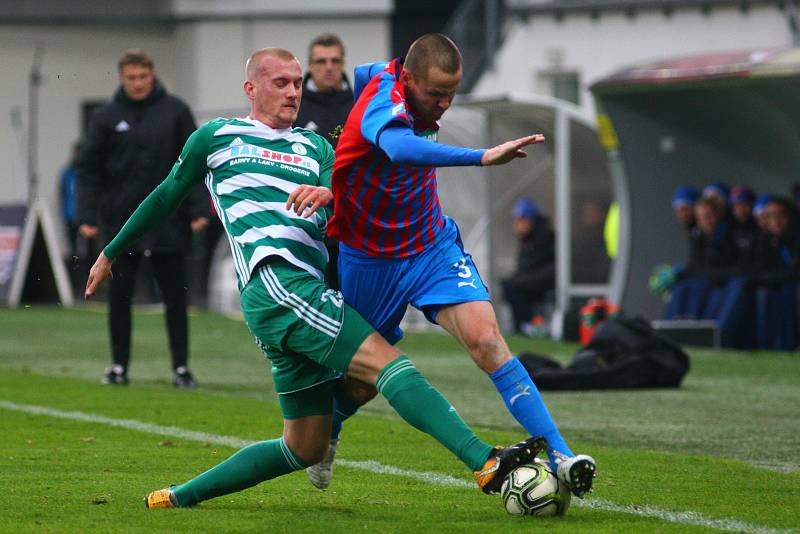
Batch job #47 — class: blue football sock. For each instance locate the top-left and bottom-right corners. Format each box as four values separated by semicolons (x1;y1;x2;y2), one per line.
331;381;361;440
490;357;573;468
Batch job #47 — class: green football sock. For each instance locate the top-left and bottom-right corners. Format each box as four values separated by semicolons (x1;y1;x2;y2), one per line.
171;438;309;507
376;356;493;472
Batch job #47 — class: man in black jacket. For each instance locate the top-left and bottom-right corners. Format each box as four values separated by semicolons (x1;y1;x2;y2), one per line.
76;49;209;388
730;185;759;273
295;33;355;291
665;197;737;320
295;33;354;147
501;197;556;334
753;197;800;349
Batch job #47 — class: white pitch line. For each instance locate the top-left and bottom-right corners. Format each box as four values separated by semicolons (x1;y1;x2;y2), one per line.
0;400;794;534
0;400;251;449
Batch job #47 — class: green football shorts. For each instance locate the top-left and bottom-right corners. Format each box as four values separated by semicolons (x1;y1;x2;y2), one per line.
239;260;374;419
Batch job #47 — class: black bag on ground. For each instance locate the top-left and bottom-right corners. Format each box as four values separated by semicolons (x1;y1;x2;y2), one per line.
518;316;690;390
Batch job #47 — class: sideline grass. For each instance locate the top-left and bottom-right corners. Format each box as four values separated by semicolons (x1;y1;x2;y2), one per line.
1;306;799;532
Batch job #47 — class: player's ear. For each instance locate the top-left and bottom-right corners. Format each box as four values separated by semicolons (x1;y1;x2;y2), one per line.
243;80;255;101
400;68;413;87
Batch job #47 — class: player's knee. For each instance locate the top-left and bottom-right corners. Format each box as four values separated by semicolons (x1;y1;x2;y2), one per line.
464;325;502;354
465;328;507;372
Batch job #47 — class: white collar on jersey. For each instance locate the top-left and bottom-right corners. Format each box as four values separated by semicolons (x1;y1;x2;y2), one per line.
213;117;316;147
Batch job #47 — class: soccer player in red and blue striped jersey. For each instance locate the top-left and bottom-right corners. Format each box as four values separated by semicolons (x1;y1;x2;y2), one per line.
318;34;596;498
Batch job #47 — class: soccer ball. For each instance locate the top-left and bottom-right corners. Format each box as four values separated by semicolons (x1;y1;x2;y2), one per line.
500;462;571;517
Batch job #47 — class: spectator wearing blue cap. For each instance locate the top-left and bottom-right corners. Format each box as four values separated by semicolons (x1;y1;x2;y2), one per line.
729;186;758;267
665;186;700;297
705;180;736;226
666;197;737;321
753;193;773;231
672;185;699;228
703;186;759;349
702;182;731;209
502;197;556;334
512;196;537;222
753;197;800;349
730;185;755;207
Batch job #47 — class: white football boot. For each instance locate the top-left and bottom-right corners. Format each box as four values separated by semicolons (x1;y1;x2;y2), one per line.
556;454;597;498
306;438;339;489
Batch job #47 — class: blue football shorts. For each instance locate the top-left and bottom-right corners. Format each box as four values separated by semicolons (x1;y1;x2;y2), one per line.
338;218;490;344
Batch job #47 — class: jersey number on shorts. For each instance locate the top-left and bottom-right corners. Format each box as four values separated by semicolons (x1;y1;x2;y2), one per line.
321;289;344;308
453;258;477;289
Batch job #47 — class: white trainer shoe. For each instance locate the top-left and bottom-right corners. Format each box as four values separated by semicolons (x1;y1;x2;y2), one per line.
556;454;596;498
306;438;339;489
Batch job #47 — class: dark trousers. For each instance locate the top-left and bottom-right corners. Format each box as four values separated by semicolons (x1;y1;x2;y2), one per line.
109;252;189;371
502;266;555;332
704;276;754;348
755;283;798;350
665;276;711;320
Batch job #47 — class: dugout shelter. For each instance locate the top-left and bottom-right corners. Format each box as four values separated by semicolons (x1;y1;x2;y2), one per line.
591;47;800;319
436;94;615;336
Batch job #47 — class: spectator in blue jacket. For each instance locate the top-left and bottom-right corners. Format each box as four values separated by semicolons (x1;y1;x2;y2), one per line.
672;185;699;230
729;185;759;273
753;197;800;350
666;197;736;319
753;193;773;232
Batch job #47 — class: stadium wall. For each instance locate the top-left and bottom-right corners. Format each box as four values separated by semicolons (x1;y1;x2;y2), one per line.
472;3;792;116
0;14;389;256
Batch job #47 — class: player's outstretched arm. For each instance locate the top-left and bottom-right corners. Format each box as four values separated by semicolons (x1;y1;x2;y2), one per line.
481;134;545;166
84;252;114;299
286;184;333;218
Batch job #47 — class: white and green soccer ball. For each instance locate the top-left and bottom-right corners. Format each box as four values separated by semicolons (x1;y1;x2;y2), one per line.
500;462;571;517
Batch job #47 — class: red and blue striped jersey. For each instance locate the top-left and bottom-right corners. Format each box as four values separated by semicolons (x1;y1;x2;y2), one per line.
328;59;445;258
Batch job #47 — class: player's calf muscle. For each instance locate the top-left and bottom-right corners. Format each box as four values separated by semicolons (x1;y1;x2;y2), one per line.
283;416;332;464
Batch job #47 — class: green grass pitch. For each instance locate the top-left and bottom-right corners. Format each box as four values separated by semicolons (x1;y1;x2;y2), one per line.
0;306;798;533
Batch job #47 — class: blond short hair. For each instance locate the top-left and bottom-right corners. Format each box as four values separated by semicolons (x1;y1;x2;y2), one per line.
245;47;298;79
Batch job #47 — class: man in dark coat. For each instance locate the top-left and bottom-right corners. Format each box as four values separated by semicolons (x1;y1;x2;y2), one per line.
76;49;209;388
295;33;354;148
753;197;800;349
729;185;760;274
665;197;737;320
501;197;556;334
671;185;699;231
702;187;759;348
294;33;355;290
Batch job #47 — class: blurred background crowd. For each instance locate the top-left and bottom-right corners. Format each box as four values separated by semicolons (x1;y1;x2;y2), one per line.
651;182;800;350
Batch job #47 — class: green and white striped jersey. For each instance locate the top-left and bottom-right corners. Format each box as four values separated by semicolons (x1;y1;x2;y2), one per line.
103;117;335;289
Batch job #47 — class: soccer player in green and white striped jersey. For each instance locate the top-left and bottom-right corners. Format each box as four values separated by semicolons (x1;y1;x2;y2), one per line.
84;47;544;510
